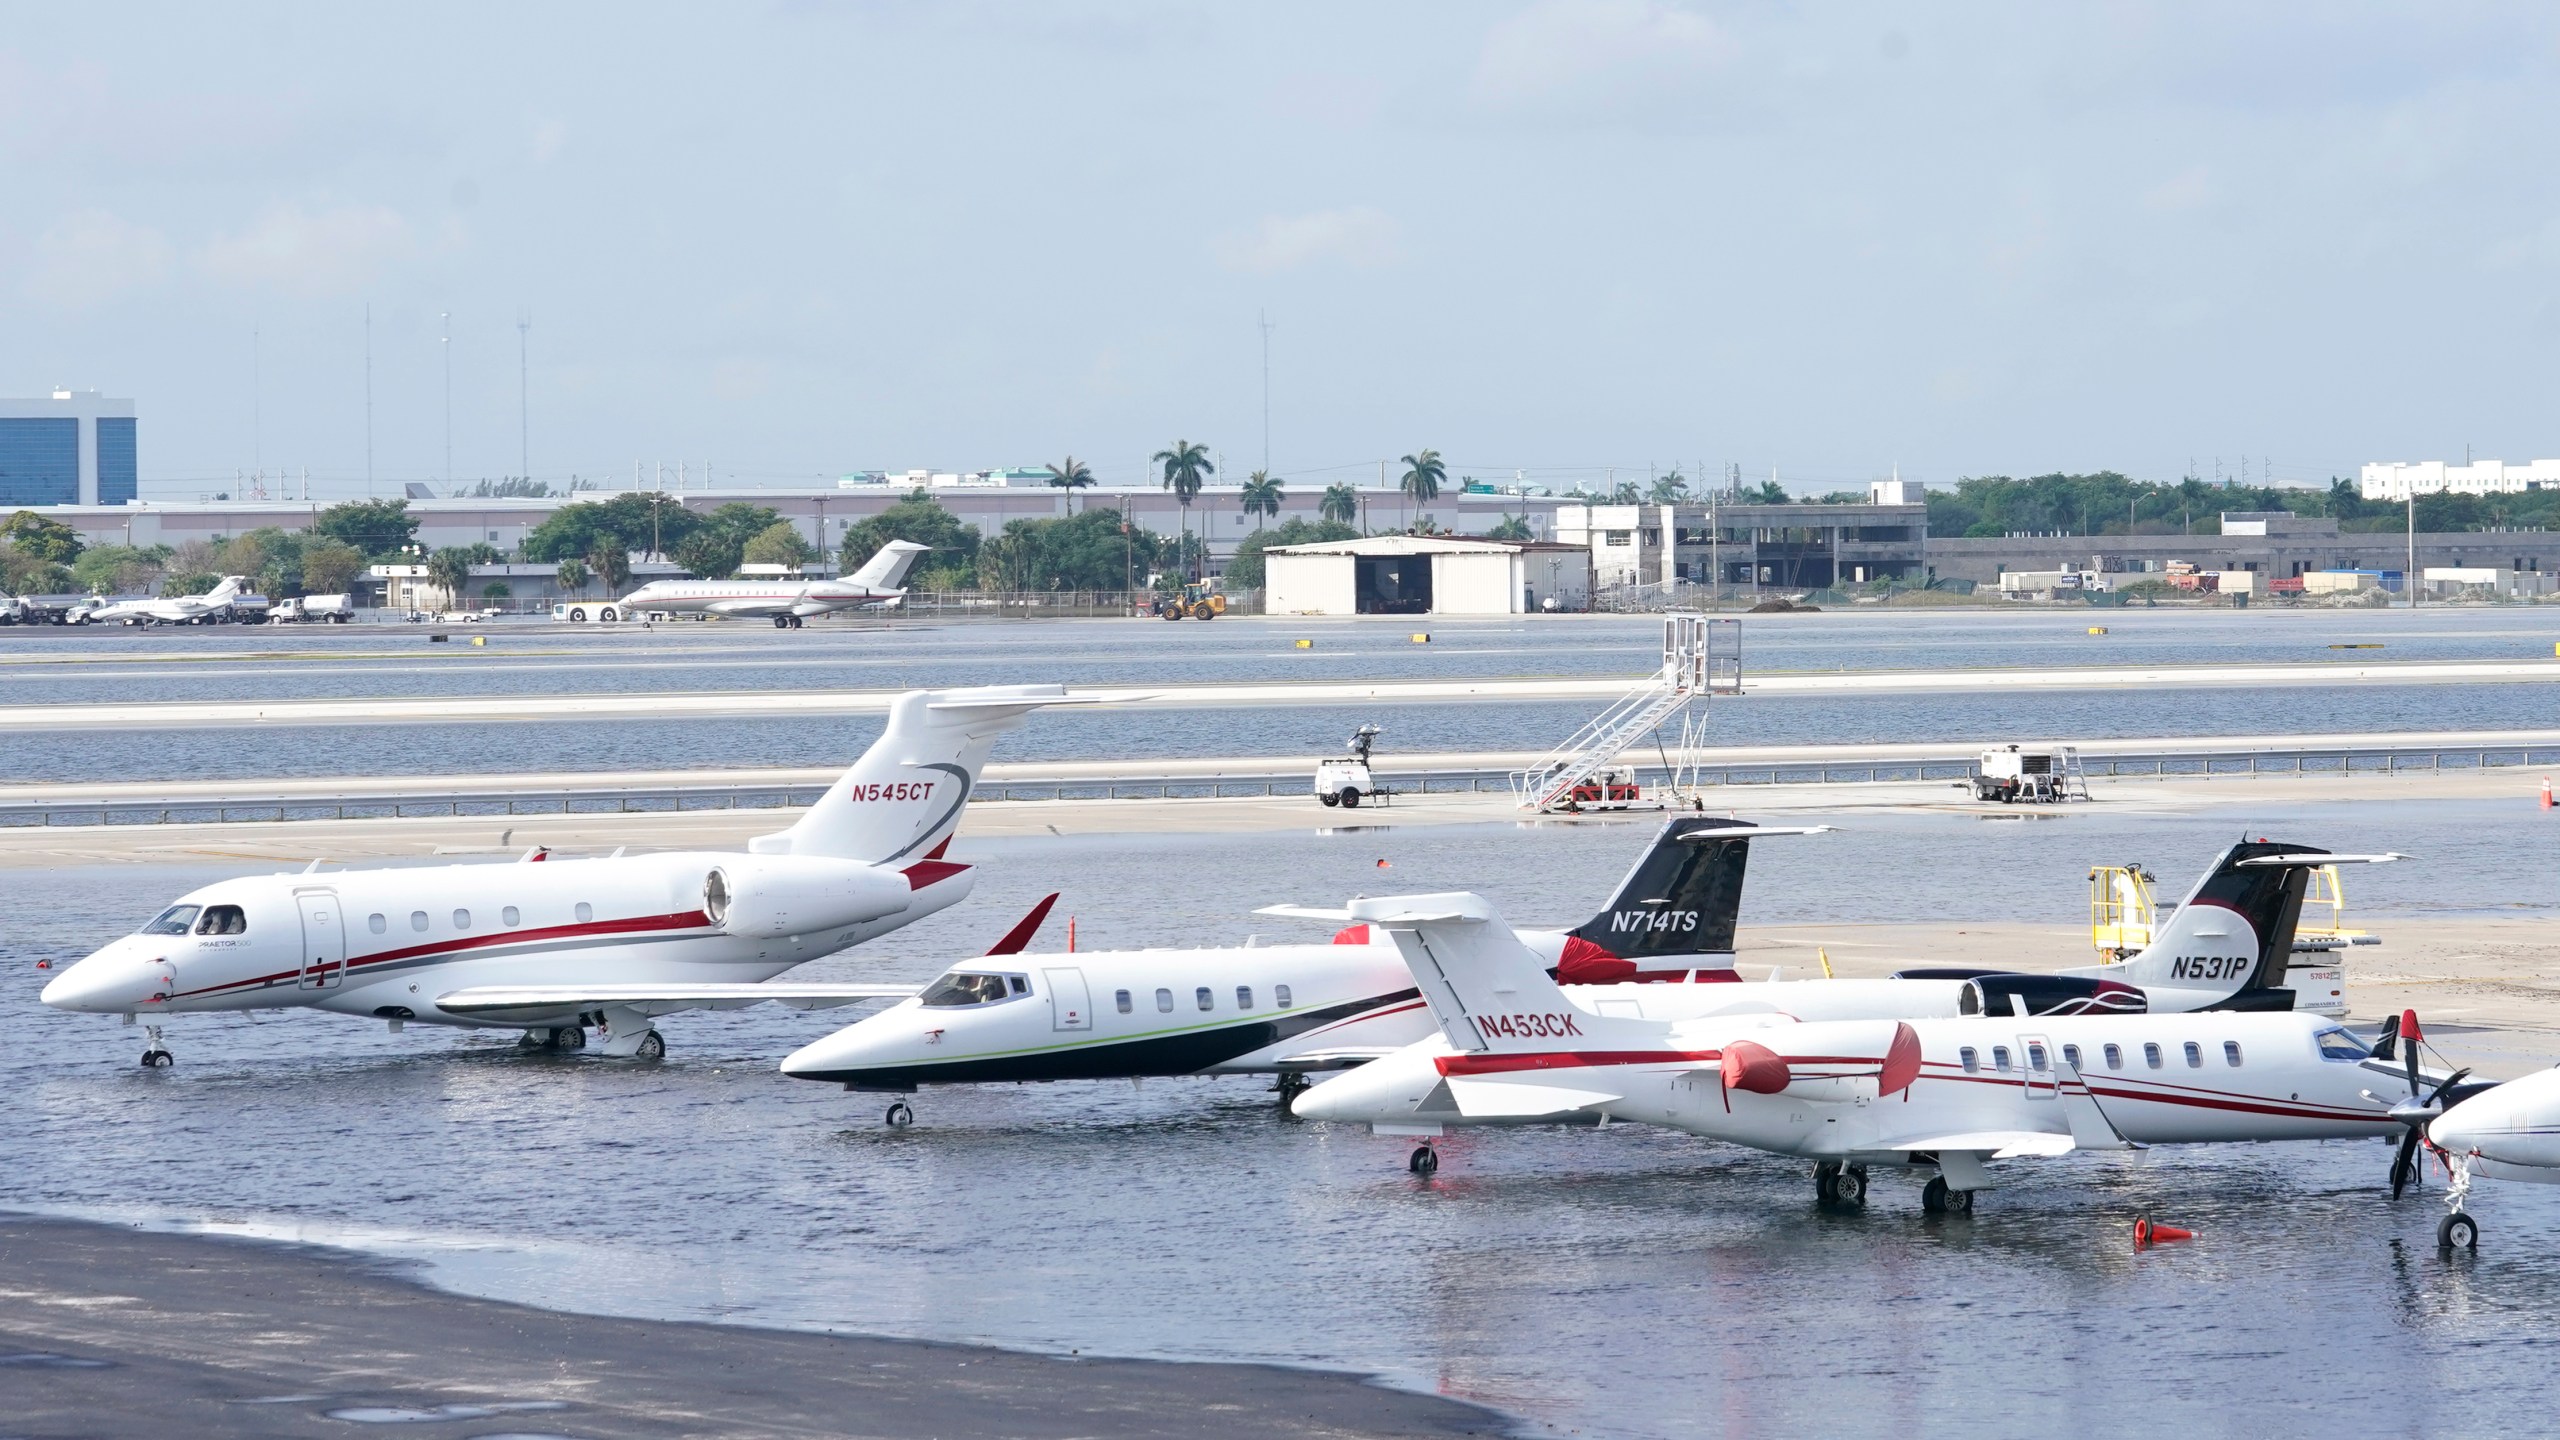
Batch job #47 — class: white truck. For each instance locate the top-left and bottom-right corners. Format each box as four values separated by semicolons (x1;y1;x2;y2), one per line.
272;593;354;623
1968;744;2089;803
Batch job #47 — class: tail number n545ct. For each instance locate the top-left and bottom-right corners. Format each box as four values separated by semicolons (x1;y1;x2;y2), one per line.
849;782;935;804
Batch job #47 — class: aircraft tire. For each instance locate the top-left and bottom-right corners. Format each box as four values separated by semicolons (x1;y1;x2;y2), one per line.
774;616;791;629
2440;1213;2479;1250
1408;1146;1439;1175
1923;1175;1949;1213
1830;1166;1868;1207
140;1049;173;1069
548;1025;586;1051
885;1101;915;1129
633;1030;666;1061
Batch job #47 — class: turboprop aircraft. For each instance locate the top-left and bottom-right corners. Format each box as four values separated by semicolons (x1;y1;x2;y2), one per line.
2358;1010;2531;1249
776;816;1828;1124
619;539;930;627
39;684;1082;1066
1294;888;2432;1210
78;575;248;626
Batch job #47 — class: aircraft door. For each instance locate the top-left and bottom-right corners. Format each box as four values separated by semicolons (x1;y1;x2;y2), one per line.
296;890;347;990
2021;1034;2057;1099
1043;967;1091;1032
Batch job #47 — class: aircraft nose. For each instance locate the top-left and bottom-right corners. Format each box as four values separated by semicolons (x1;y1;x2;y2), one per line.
779;1020;905;1081
40;949;158;1013
1291;1070;1376;1122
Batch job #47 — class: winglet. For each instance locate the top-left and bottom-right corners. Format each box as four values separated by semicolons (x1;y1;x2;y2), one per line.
983;893;1059;956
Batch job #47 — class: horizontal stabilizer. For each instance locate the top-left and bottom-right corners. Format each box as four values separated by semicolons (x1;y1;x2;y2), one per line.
1445;1077;1622;1118
437;982;917;1021
2236;852;2409;868
1887;1130;2076;1159
1254;904;1356;922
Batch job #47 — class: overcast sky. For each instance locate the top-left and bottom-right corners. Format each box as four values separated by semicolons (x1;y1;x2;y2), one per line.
7;2;2557;498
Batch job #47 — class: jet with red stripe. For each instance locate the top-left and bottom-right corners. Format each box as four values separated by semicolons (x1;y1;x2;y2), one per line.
40;685;1083;1068
1294;889;2422;1210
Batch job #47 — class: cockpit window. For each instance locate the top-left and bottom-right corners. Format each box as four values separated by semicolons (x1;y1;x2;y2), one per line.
919;971;1021;1008
141;904;201;935
194;905;247;935
2315;1026;2370;1062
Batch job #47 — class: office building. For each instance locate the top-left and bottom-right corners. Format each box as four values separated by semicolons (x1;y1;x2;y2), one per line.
0;390;137;507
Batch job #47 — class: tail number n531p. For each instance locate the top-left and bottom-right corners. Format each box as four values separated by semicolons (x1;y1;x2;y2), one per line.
2169;955;2250;980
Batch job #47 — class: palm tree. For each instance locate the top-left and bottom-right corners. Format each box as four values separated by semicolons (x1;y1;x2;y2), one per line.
1650;469;1688;504
424;547;475;612
555;557;589;599
1240;470;1283;528
1399;449;1445;529
1046;456;1095;514
586;538;631;600
1486;513;1533;542
1152;440;1214;577
1319;482;1359;526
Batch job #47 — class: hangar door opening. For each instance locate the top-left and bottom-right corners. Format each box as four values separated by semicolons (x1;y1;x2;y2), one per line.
1355;554;1433;614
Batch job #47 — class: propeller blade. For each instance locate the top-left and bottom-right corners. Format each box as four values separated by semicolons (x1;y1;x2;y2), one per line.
2390;1129;2422;1199
2425;1068;2474;1108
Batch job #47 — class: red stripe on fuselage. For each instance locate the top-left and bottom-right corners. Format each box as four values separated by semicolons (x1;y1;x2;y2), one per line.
171;909;717;1000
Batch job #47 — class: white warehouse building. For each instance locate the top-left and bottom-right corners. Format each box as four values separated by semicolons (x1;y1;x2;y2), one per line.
2360;458;2560;502
1262;536;1593;616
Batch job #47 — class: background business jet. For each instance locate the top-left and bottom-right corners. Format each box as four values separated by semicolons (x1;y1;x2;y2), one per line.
78;575;248;626
620;539;929;627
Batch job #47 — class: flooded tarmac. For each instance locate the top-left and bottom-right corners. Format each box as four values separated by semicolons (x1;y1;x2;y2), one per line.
6;802;2555;1438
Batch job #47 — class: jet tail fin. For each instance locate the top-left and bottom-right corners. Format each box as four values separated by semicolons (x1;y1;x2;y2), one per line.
2069;841;2405;1005
1558;817;1831;981
849;540;931;592
756;686;1084;863
1349;892;1660;1053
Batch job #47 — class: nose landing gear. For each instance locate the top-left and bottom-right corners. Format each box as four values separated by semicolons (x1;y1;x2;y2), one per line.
138;1024;173;1068
884;1101;915;1129
1407;1144;1440;1175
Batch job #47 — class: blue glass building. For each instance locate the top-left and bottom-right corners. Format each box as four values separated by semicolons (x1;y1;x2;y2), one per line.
0;393;137;506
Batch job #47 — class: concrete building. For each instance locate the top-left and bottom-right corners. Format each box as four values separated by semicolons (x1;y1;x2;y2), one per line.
0;391;136;507
1263;536;1591;615
1926;530;2559;588
1556;488;1929;591
2361;458;2560;502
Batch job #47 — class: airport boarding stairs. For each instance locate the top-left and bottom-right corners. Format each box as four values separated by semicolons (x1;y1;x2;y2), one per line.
1510;615;1740;811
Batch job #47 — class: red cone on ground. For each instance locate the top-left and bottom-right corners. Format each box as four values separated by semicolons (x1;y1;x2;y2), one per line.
2542;776;2553;810
2134;1216;2195;1246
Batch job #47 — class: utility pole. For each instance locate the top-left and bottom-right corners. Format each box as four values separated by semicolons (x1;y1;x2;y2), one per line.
1259;311;1273;474
251;321;262;479
517;311;530;485
2407;489;2418;608
440;311;452;488
363;304;374;496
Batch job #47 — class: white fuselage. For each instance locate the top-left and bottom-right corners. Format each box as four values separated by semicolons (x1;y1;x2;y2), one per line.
620;579;898;619
1298;1011;2398;1156
777;944;1987;1088
42;851;972;1029
2433;1066;2560;1185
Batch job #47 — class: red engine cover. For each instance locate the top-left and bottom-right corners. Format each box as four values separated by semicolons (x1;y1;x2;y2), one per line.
1721;1040;1791;1095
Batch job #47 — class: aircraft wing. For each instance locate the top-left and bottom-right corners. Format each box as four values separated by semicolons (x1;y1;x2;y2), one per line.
1884;1130;2077;1159
436;982;918;1021
703;599;795;617
1443;1077;1622;1118
1271;1046;1407;1070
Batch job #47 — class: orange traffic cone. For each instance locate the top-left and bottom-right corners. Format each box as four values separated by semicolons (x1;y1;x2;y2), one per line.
2542;776;2554;810
2134;1216;2195;1247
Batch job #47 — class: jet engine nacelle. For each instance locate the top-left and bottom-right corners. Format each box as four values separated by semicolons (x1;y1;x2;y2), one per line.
1948;973;2147;1018
703;857;911;938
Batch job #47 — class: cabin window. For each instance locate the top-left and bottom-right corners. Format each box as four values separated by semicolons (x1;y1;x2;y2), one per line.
1275;984;1293;1009
411;911;429;932
2314;1026;2368;1062
453;909;471;930
369;913;387;934
919;972;1017;1007
194;905;247;935
502;906;520;927
575;902;593;923
1115;989;1133;1014
2224;1041;2243;1067
1959;1046;1979;1074
2183;1042;2203;1068
140;904;201;935
2026;1042;2049;1072
2103;1043;2123;1070
2143;1043;2163;1069
1155;988;1173;1012
1992;1045;2012;1073
1007;976;1027;995
1236;986;1254;1010
1196;986;1215;1012
2060;1043;2081;1070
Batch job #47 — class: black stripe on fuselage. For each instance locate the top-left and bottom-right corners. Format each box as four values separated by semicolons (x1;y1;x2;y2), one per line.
807;989;1417;1089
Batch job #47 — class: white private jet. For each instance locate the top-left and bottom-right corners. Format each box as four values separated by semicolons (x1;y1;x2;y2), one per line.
78;575;249;626
619;540;930;628
1294;888;2434;1209
776;826;2366;1126
40;684;1083;1066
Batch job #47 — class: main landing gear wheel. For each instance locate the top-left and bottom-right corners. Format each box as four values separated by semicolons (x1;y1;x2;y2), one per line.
1272;1072;1310;1103
547;1025;586;1052
885;1102;915;1129
790;615;805;628
1922;1175;1974;1215
633;1030;666;1061
2440;1213;2479;1249
774;616;791;628
1408;1145;1440;1175
1816;1163;1868;1207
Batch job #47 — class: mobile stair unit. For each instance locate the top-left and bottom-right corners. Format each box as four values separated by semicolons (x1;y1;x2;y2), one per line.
1510;615;1740;812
